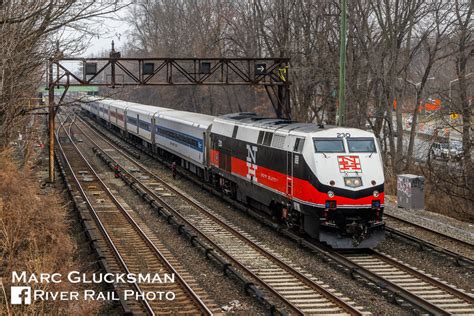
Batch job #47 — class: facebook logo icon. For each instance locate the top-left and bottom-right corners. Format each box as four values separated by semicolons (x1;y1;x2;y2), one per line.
11;286;31;305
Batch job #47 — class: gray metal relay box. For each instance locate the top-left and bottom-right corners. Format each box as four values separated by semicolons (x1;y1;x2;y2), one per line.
397;174;425;210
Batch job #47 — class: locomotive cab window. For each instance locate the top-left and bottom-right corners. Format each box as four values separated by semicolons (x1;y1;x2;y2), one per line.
313;138;345;153
257;131;264;144
347;138;376;153
258;131;273;146
294;138;305;152
263;132;273;146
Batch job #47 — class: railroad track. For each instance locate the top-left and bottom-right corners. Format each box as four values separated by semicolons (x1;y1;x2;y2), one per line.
342;250;474;315
77;112;474;315
73;114;364;315
56;115;214;315
78;112;473;262
384;214;474;266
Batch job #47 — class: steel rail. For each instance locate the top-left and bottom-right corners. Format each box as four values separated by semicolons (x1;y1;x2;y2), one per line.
291;237;472;315
385;213;474;248
74;116;362;316
58;115;213;316
370;250;474;304
385;227;474;267
56;116;155;316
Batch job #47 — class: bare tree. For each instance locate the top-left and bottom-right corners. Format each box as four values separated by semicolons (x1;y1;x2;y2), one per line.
122;0;472;216
452;0;473;189
0;0;126;147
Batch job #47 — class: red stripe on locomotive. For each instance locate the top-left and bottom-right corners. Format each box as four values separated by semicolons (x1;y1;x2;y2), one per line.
214;150;383;206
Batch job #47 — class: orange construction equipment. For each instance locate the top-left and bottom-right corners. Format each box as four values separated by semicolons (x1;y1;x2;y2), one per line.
424;98;441;111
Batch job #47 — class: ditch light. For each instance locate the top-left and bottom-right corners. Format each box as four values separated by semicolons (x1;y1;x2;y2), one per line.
200;62;211;74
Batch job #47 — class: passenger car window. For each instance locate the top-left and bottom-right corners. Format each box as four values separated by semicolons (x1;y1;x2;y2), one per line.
347;138;376;153
313;138;345;153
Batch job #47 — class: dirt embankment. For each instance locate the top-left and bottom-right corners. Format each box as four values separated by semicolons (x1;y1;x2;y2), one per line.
0;150;103;314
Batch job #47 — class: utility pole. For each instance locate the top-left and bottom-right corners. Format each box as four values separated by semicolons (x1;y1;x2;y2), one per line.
48;42;63;183
109;40;121;88
48;58;55;183
337;0;347;126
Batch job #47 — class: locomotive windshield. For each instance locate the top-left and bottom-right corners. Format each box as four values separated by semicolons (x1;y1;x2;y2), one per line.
347;138;376;153
313;138;345;153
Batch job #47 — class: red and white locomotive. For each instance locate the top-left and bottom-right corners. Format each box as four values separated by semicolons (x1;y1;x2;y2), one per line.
209;113;385;248
81;98;385;248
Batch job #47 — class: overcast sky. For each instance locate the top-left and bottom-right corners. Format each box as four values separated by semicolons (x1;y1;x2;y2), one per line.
83;7;130;57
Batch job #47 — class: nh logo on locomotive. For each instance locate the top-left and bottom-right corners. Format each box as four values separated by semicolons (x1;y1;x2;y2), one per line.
338;156;362;173
246;145;258;181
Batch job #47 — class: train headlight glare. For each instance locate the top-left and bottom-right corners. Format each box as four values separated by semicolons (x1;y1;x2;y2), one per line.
373;190;380;197
328;190;334;198
344;177;362;188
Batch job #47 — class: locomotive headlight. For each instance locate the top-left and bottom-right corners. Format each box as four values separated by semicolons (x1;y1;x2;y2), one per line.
373;190;380;197
327;190;335;198
344;177;363;188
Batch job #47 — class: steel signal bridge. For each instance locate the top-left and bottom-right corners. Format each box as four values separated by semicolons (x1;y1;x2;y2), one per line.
46;42;290;182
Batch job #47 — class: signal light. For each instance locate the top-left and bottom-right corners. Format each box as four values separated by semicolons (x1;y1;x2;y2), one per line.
255;63;266;75
200;62;211;74
143;63;154;75
85;63;97;75
373;190;380;197
327;190;335;198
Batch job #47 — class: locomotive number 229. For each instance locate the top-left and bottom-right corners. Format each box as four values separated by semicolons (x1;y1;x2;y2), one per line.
337;132;351;138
